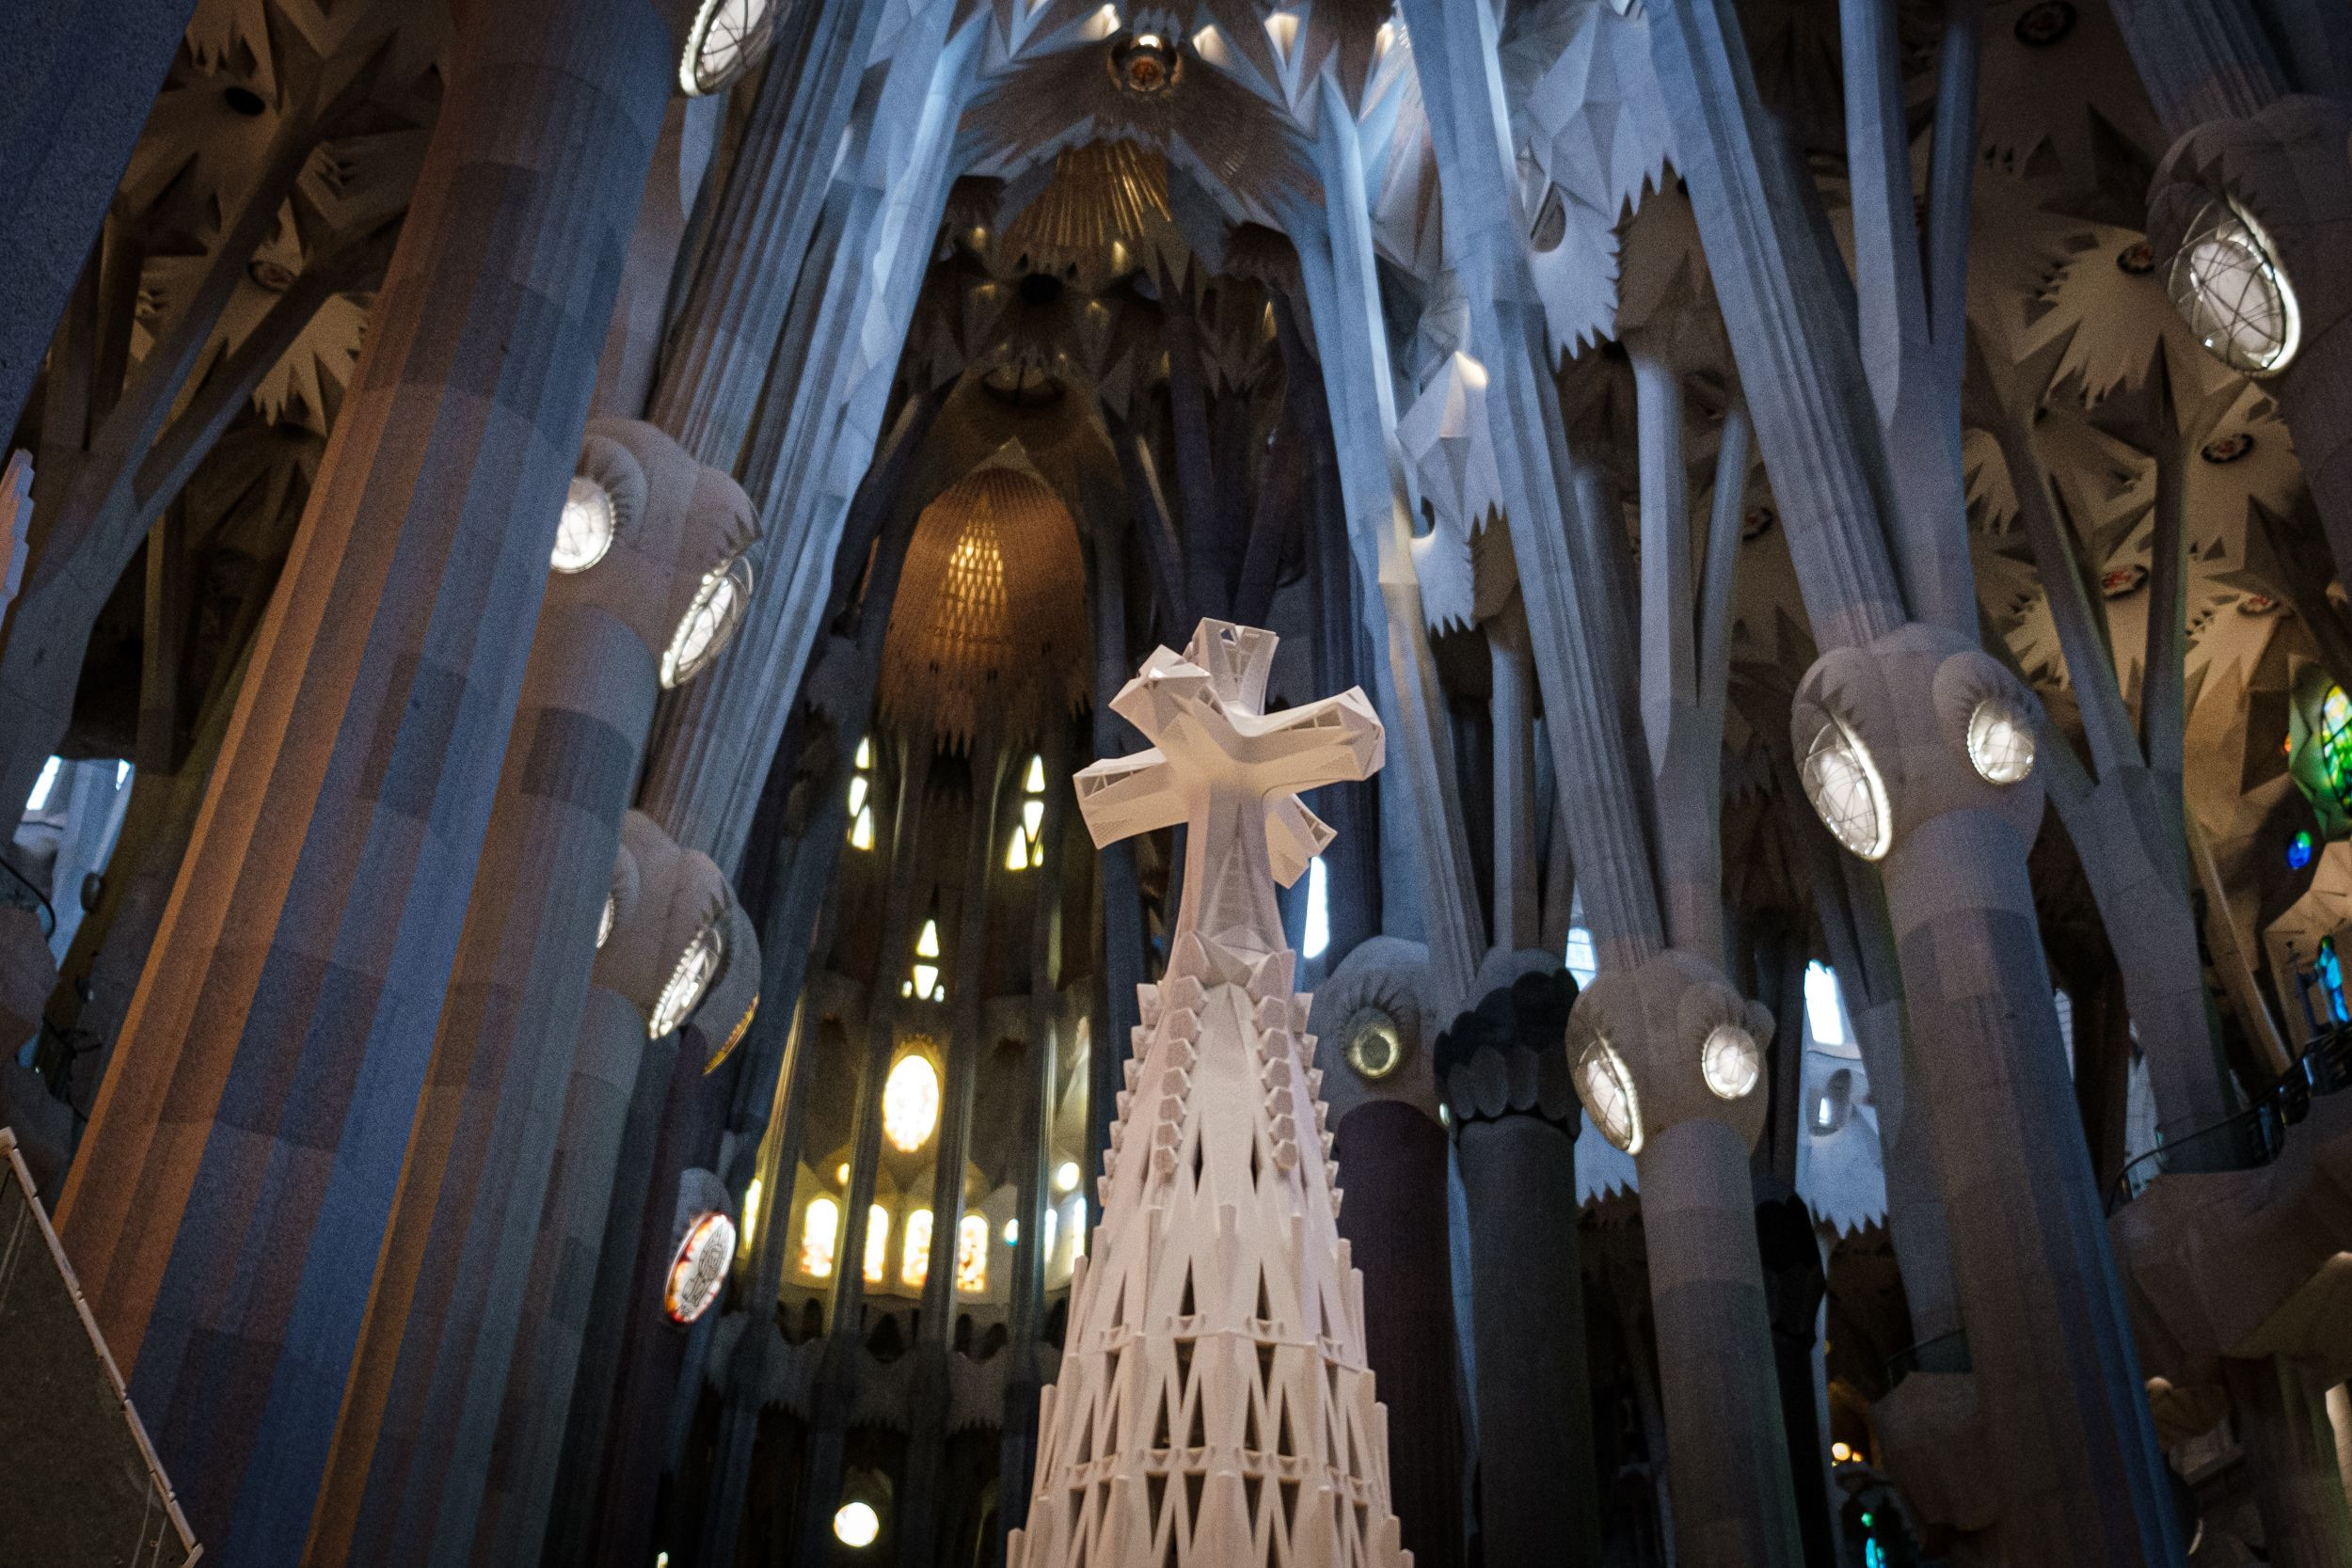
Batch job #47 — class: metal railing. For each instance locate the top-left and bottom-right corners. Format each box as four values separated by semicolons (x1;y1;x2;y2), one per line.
2106;1024;2352;1213
0;852;52;938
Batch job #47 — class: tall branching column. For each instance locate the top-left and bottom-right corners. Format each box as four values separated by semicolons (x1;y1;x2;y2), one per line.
1297;83;1483;1007
639;9;976;872
1650;1;2186;1558
791;735;931;1564
52;3;670;1556
897;744;1009;1568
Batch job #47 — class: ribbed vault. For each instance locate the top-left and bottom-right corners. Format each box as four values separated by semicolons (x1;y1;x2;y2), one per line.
879;461;1089;752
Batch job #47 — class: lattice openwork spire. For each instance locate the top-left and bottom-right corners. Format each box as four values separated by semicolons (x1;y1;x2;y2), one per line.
1009;621;1408;1568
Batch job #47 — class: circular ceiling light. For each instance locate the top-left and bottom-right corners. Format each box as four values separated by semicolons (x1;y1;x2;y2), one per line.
553;476;616;573
834;1500;881;1548
1700;1023;1761;1101
1341;1007;1405;1083
1053;1159;1082;1194
1800;714;1893;861
882;1053;942;1153
1573;1037;1643;1154
663;1210;736;1323
2012;1;2075;45
680;0;771;95
660;556;753;689
1965;698;2037;785
2167;198;2300;377
1109;31;1180;94
650;922;725;1039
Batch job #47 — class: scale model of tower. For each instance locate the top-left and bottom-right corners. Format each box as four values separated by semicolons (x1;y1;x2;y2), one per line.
1008;620;1411;1568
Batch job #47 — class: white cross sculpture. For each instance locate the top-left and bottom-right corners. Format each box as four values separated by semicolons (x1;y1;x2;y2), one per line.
1009;621;1410;1568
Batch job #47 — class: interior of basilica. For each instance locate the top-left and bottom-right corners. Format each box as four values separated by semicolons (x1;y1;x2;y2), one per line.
4;0;2352;1563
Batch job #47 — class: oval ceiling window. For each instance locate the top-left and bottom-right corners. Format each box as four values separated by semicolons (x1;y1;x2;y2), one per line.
2166;198;2300;377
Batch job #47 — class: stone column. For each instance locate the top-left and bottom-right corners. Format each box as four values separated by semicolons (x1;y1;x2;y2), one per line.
896;744;1008;1568
308;418;755;1565
1436;973;1601;1568
2224;1356;2352;1568
52;1;672;1555
0;0;193;441
1570;949;1803;1567
791;733;931;1565
646;0;890;464
1486;610;1540;957
2333;1385;2352;1513
638;8;976;872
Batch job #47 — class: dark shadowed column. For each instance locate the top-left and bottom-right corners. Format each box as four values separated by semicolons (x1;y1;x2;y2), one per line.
0;0;194;440
51;0;672;1558
1333;1099;1464;1568
1436;974;1603;1568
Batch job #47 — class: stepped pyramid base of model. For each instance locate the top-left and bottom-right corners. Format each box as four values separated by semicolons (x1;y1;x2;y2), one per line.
1009;621;1410;1568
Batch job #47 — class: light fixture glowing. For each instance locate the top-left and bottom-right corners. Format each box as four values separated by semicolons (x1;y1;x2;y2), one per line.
864;1205;890;1283
1574;1037;1643;1154
649;923;725;1039
901;1207;933;1288
1965;698;2036;785
660;556;752;689
1832;1440;1855;1464
1800;712;1893;861
834;1500;881;1548
836;1162;851;1184
2167;198;2300;376
1342;1007;1404;1082
680;0;772;94
1701;1023;1761;1101
1053;1160;1081;1195
552;477;616;572
882;1054;942;1152
662;1211;736;1323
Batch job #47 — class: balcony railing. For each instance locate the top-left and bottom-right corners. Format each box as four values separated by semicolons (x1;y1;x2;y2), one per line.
2106;1024;2352;1214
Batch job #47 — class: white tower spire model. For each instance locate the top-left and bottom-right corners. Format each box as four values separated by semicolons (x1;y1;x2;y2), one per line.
1009;620;1411;1568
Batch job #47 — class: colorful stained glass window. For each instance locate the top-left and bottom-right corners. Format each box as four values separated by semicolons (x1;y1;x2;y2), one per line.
956;1214;989;1294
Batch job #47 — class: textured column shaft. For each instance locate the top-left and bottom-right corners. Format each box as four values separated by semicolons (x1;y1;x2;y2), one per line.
0;0;193;441
2226;1357;2352;1568
1456;1114;1601;1567
1636;1117;1803;1568
2333;1384;2352;1508
1338;1101;1466;1568
1488;626;1539;955
898;750;1007;1568
315;605;659;1567
1301;95;1483;999
647;0;890;463
1883;808;2184;1563
53;2;668;1556
1642;0;1910;655
541;1028;679;1568
1388;0;1664;974
2107;0;2291;136
470;983;647;1564
638;18;971;872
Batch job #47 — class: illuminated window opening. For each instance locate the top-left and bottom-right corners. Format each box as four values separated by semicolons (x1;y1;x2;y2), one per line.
2321;688;2352;816
1565;927;1598;989
1804;961;1848;1046
25;756;62;814
901;1207;933;1288
1303;855;1329;958
882;1053;941;1151
907;916;945;1002
800;1196;839;1278
863;1205;890;1284
849;738;875;850
742;1176;763;1248
2318;937;2348;1025
956;1213;989;1293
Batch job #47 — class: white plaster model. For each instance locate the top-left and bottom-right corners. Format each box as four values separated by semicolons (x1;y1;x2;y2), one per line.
1010;620;1407;1568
